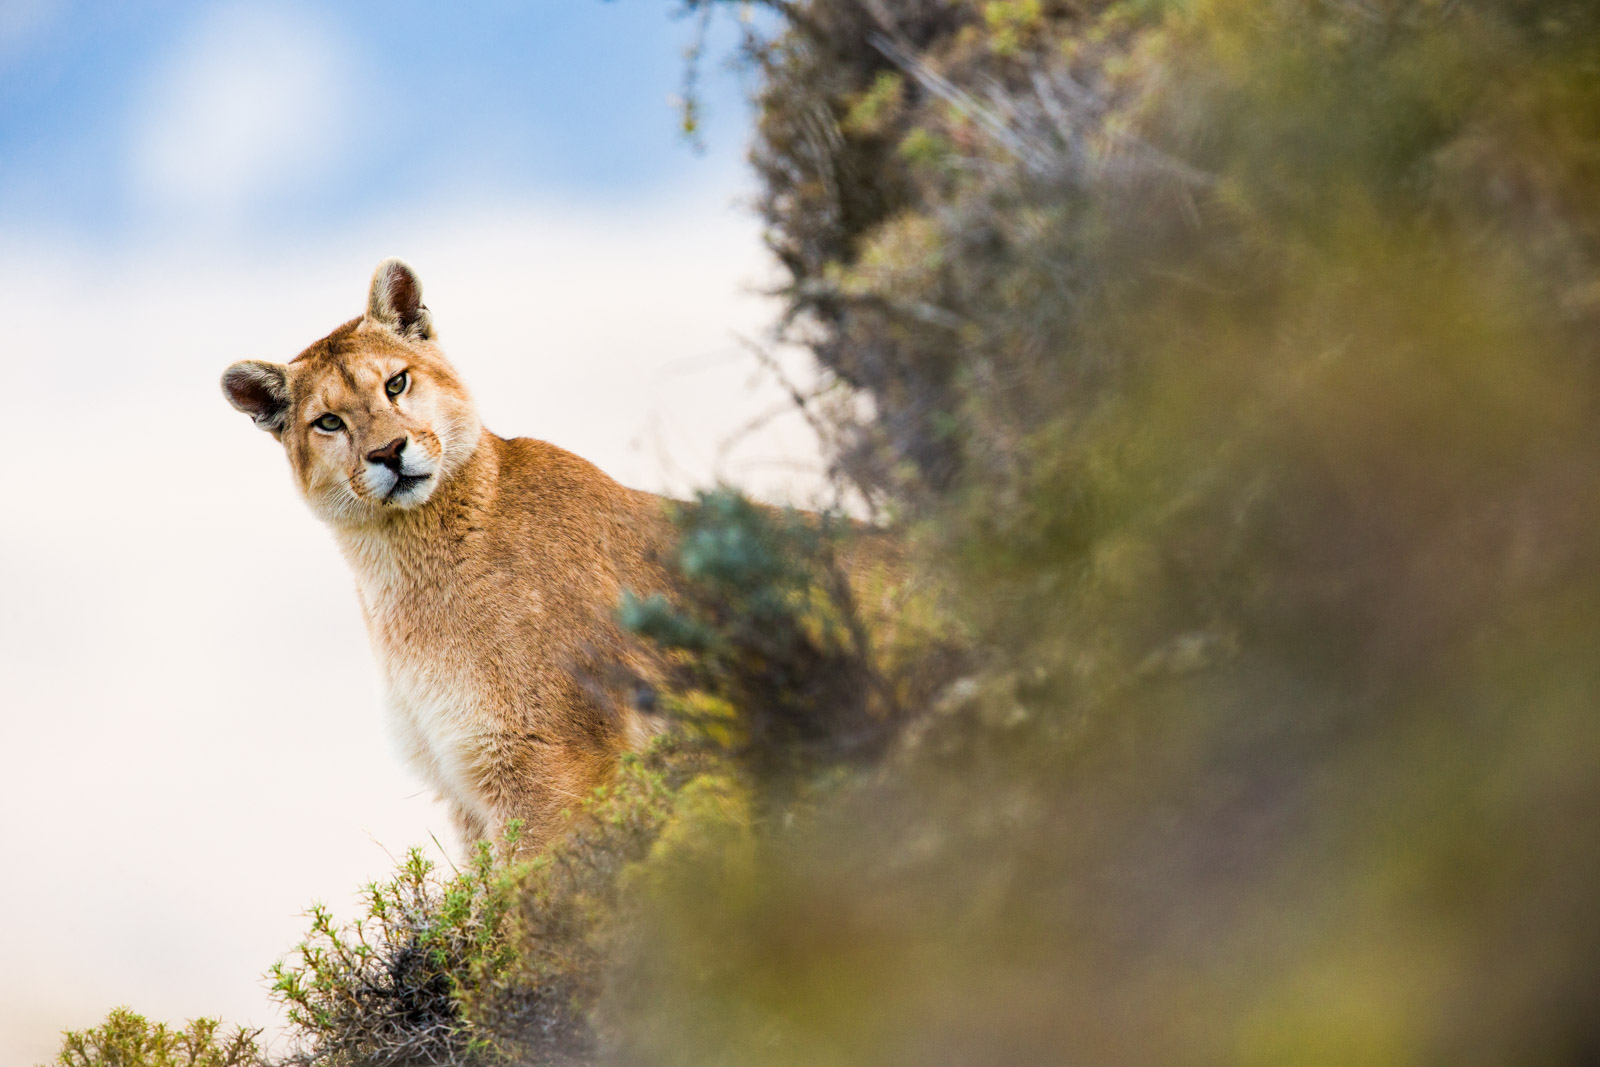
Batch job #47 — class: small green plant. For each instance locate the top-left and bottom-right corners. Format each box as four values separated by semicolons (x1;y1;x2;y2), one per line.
50;1008;260;1067
268;833;525;1067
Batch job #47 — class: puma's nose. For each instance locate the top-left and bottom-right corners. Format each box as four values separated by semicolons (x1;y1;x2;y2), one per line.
367;437;407;470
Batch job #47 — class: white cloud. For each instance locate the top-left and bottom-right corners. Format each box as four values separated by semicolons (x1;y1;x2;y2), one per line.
0;187;825;1064
129;2;353;222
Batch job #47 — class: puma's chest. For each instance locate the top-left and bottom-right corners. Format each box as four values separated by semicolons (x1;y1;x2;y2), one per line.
379;652;494;818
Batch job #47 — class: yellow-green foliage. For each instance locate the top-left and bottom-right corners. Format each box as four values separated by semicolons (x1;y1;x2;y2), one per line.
50;1009;259;1067
983;0;1043;55
841;71;904;136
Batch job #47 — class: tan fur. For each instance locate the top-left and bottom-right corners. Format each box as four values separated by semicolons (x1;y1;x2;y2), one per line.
223;259;673;851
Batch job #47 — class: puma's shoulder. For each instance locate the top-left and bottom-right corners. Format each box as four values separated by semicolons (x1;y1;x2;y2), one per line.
485;434;675;571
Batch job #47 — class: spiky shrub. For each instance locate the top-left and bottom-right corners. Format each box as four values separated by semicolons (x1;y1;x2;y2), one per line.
50;1009;260;1067
268;839;523;1067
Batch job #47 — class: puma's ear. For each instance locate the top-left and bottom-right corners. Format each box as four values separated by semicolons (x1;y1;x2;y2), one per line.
365;257;435;340
222;360;291;434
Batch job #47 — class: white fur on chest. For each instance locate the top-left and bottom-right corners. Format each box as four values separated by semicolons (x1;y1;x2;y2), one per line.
340;528;497;820
381;654;492;822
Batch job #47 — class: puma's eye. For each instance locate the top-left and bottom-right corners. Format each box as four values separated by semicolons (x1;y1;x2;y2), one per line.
314;413;344;432
385;371;409;398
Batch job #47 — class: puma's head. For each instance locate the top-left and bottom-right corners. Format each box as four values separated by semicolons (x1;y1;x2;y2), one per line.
222;258;482;526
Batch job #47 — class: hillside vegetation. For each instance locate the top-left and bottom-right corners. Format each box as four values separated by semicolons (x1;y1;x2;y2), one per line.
57;1;1600;1064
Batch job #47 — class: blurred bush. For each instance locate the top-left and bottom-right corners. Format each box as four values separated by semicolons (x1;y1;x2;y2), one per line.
614;0;1600;1063
619;489;913;788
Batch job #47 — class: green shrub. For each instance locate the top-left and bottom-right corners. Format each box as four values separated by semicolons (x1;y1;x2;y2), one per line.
50;1009;260;1067
268;837;523;1067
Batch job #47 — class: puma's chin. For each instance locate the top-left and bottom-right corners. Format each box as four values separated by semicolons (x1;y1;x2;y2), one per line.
309;469;442;525
352;464;441;511
382;470;439;509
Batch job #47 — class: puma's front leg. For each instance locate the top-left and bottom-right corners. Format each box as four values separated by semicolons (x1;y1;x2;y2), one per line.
447;799;489;856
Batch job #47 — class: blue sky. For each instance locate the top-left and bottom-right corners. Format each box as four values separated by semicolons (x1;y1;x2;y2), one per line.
0;0;756;240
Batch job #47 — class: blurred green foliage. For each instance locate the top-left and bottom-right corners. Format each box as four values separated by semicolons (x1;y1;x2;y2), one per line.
619;489;902;787
626;0;1600;1063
